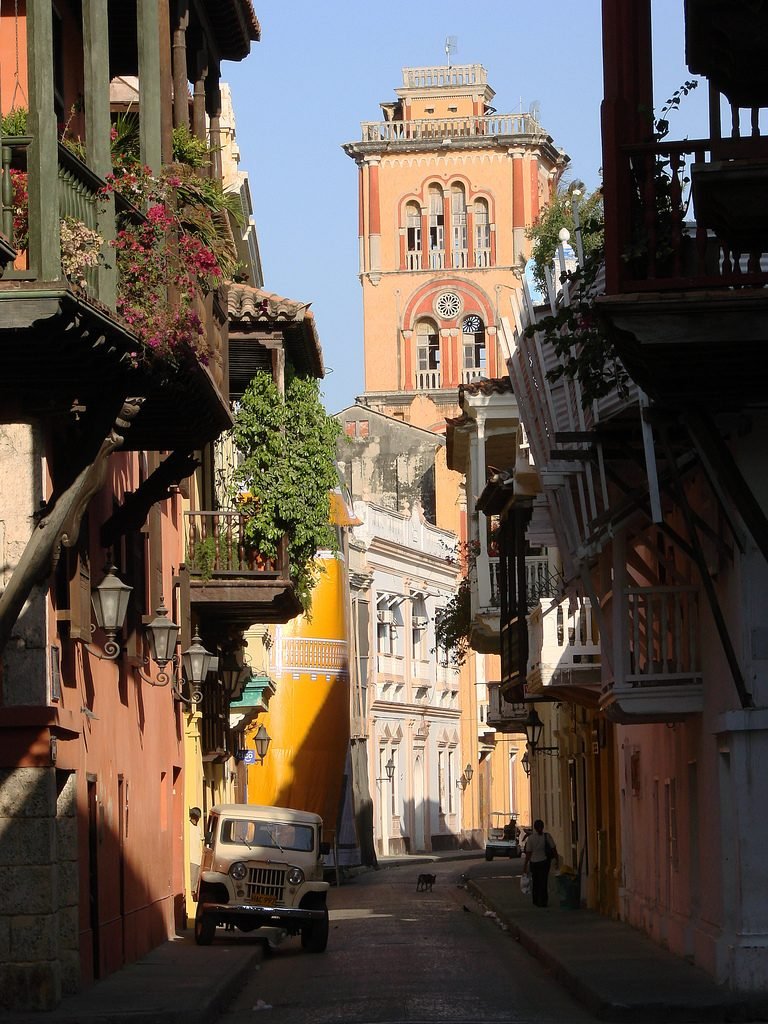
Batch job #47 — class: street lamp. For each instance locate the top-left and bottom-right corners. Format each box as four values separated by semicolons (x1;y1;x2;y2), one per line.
219;650;245;702
524;706;559;756
253;723;272;764
89;566;132;659
377;755;395;783
137;599;180;686
179;631;212;703
464;762;474;782
521;750;531;777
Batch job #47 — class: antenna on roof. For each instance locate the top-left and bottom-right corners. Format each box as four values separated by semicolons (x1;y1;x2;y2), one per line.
529;100;541;123
445;36;458;67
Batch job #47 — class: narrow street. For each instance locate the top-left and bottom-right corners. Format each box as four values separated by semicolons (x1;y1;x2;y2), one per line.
215;859;596;1024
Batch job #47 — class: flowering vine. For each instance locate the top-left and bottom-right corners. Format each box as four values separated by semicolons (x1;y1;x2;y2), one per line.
102;164;231;366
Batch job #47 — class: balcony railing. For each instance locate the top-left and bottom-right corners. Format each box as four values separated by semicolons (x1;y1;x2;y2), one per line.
487;684;528;732
527;597;600;689
402;64;488;89
2;138;110;295
475;248;491;268
415;368;441;390
185;511;282;576
406;251;421;270
614;135;768;293
428;249;445;269
452;248;468;269
461;366;485;384
360;113;541;144
622;585;700;686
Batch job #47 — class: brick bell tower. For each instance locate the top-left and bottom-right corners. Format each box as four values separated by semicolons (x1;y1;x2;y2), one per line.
343;63;568;431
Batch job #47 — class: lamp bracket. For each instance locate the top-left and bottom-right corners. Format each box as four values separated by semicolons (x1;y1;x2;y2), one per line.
136;655;178;688
83;638;122;661
172;683;203;706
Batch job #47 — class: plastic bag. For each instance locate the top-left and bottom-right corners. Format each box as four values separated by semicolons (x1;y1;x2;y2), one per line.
519;872;532;895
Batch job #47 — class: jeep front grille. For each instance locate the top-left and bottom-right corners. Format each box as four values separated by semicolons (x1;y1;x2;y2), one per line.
246;866;286;905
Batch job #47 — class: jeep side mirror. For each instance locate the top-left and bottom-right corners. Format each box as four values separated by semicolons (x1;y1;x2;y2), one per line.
319;841;331;856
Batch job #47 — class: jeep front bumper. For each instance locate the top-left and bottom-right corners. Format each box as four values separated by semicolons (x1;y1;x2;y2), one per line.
198;901;326;926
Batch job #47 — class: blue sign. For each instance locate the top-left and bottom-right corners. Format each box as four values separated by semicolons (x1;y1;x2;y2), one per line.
241;750;256;765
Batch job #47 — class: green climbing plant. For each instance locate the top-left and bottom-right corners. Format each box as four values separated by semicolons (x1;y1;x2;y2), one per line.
231;370;341;612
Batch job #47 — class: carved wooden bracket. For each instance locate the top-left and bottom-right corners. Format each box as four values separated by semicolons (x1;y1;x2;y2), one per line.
0;397;145;654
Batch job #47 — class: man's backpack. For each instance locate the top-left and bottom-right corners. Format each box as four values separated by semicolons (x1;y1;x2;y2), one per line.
544;834;557;861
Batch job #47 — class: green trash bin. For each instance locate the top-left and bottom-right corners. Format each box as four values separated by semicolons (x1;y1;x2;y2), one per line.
557;872;581;909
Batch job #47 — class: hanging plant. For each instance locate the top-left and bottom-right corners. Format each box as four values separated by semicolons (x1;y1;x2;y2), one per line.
230;370;341;612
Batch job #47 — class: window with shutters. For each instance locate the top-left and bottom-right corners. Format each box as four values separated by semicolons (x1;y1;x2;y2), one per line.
428;185;444;269
405;201;421;270
451;184;468;268
474;198;491;267
415;318;440;390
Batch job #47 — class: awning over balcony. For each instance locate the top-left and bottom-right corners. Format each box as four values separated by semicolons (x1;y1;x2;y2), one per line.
228;285;325;398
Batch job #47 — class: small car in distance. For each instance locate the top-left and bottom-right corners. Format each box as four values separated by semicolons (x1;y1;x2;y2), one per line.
194;804;330;952
485;812;521;860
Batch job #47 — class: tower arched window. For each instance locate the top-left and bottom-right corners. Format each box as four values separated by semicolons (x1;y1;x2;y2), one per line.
428;186;445;269
415;318;441;390
462;314;486;383
474;198;491;267
451;184;468;268
405;201;421;270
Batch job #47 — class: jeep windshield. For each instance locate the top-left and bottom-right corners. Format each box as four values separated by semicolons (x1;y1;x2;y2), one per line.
219;818;315;853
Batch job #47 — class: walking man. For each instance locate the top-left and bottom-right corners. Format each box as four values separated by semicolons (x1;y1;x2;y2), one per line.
522;819;558;907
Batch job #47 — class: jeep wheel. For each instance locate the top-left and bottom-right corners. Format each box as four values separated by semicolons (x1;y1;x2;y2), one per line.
194;908;215;946
300;909;329;953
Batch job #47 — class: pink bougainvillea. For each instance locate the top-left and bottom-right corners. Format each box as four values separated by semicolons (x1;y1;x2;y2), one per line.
103;167;225;366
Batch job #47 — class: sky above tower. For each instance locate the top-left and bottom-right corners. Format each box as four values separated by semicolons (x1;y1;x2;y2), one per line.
225;0;708;415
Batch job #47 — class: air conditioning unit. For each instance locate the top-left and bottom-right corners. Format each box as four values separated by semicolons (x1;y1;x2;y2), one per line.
378;609;394;624
412;616;429;629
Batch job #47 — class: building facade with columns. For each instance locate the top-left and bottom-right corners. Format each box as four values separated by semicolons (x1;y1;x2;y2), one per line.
342;65;566;844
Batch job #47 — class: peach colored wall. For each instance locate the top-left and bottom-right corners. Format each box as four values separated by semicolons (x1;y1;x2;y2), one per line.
0;5;28;115
49;451;187;984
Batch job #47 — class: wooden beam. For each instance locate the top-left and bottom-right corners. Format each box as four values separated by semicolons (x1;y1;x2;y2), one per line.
0;398;144;653
657;422;753;709
83;0;116;307
26;0;60;281
137;0;163;173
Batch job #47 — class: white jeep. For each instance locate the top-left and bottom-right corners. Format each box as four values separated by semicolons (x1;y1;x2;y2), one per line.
194;803;331;952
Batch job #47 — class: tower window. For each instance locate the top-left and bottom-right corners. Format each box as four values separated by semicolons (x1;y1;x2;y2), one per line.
405;201;421;270
462;315;486;380
428;186;445;269
415;318;441;390
474;198;491;267
451;184;467;268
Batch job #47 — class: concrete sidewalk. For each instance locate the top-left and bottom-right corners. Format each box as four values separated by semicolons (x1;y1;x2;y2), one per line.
465;868;768;1023
0;932;265;1024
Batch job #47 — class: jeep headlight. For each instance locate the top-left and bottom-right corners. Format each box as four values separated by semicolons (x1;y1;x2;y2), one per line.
286;867;304;886
230;861;248;881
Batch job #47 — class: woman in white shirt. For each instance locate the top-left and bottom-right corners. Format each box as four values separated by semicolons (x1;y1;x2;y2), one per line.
522;819;557;907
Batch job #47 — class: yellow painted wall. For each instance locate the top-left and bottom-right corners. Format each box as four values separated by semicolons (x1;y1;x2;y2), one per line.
246;554;350;835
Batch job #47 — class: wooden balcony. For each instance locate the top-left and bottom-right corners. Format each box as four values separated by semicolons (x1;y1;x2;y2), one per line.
185;511;301;627
527;597;601;705
599;133;768;407
486;682;528;733
601;585;703;722
0;138;231;451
